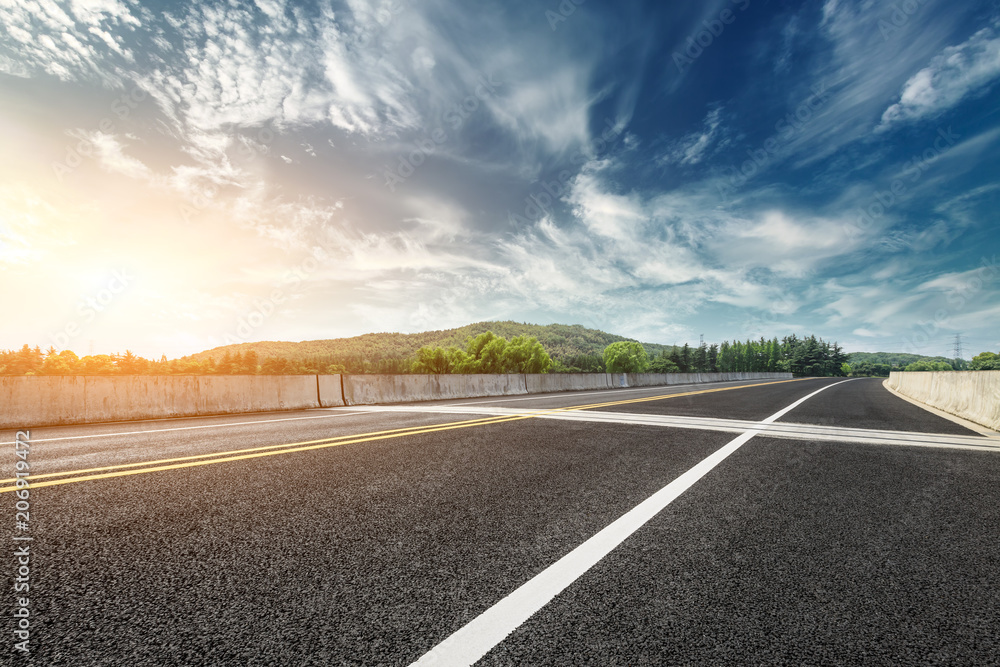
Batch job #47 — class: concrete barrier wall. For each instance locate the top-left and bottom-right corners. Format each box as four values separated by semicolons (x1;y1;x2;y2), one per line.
524;373;610;393
0;376;88;429
1;371;792;427
886;371;1000;431
342;373;528;406
317;375;347;408
0;375;329;428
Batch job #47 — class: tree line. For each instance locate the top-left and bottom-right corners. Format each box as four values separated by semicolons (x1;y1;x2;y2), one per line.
0;345;326;376
0;333;551;376
600;335;851;376
3;338;995;377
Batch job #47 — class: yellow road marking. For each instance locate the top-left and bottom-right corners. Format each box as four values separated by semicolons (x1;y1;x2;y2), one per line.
4;413;528;484
1;377;811;493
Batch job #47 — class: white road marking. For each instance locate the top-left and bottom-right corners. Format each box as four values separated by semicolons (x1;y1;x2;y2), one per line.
410;380;858;667
354;405;1000;452
0;378;781;444
0;411;370;445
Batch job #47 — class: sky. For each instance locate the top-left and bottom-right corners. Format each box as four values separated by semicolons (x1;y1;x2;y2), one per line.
1;0;999;360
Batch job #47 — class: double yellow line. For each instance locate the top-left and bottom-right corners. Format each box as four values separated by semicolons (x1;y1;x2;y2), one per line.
1;378;808;493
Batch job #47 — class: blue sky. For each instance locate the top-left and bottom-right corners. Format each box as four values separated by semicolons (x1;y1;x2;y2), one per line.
1;0;998;359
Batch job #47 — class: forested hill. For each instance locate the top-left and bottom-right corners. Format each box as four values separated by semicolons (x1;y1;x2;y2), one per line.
846;352;958;367
183;321;671;366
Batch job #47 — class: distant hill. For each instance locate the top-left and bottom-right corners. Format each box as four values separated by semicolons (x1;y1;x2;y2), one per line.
183;325;957;373
183;321;672;365
847;351;958;367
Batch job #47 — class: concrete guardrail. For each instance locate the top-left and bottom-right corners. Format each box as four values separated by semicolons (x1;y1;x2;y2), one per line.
1;371;793;428
886;371;1000;432
0;375;329;428
342;373;527;405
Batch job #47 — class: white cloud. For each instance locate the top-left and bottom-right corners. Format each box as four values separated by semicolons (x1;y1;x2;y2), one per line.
770;0;970;165
67;131;152;180
659;106;725;166
567;173;646;241
880;24;1000;128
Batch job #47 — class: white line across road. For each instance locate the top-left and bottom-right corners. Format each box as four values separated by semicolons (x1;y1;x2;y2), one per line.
354;406;1000;453
409;379;857;666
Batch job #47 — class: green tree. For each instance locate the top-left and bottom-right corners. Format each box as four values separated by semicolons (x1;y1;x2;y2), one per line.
970;351;1000;370
411;332;552;374
680;343;692;373
603;341;649;373
118;350;146;374
460;332;508;373
217;351;234;374
555;353;604;372
904;360;954;371
41;348;80;375
10;344;44;375
79;354;117;374
502;336;552;373
240;350;260;374
694;342;709;372
708;343;719;372
648;351;680;373
412;346;461;374
261;356;292;374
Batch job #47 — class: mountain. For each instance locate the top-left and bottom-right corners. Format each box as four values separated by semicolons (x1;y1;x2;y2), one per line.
182;321;672;365
182;324;958;373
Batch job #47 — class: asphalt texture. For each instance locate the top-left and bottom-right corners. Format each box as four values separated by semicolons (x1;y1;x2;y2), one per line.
3;377;998;665
586;377;837;422
779;377;980;434
482;438;1000;666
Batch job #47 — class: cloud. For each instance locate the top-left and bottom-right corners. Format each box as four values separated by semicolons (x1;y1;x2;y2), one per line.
2;0;998;357
880;24;1000;128
68;131;152;180
763;0;969;166
0;0;136;84
659;106;725;166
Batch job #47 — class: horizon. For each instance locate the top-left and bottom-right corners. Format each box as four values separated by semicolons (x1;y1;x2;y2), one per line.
2;1;999;360
0;319;974;363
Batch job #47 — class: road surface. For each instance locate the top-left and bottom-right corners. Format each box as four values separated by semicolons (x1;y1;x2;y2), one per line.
3;377;998;665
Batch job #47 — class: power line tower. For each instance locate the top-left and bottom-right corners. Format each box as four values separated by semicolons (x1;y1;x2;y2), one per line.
953;333;964;363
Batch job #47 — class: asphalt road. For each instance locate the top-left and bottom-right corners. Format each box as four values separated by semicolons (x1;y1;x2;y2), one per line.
3;377;998;666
